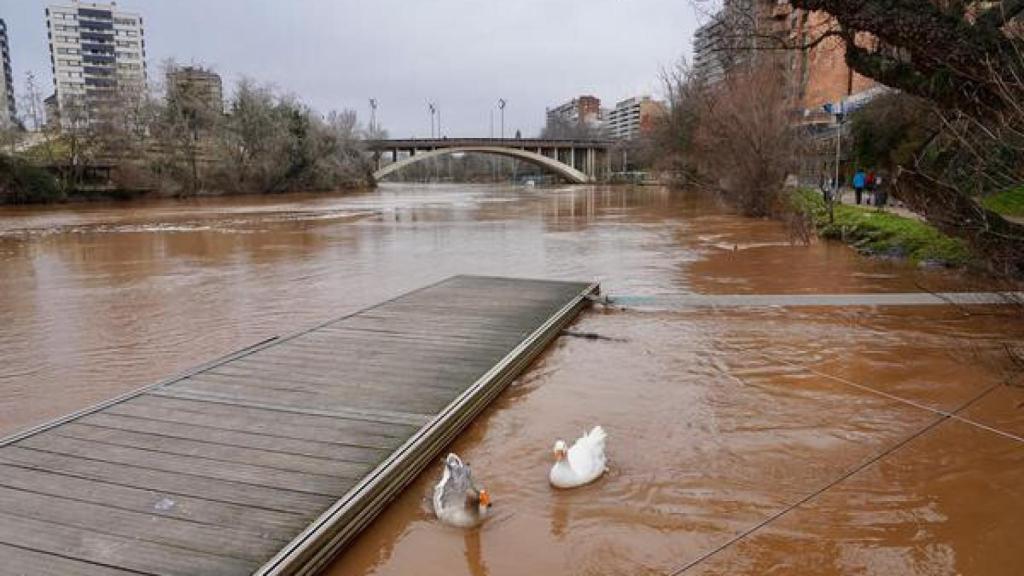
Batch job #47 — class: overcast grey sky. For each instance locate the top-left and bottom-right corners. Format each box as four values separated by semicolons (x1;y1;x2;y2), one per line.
0;0;700;137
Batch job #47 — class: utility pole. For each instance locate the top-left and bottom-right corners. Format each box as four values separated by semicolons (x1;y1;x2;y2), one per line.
428;102;436;138
370;99;380;136
497;98;506;139
490;109;496;181
497;98;507;182
824;100;845;224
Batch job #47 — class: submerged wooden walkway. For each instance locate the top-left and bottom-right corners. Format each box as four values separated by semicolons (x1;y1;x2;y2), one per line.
0;275;597;575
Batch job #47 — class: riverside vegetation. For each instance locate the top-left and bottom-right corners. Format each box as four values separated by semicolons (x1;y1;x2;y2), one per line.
0;67;378;205
793;189;971;268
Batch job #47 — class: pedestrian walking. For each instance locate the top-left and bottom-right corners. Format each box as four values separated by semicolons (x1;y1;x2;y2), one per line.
875;174;887;208
853;169;866;205
866;171;876;205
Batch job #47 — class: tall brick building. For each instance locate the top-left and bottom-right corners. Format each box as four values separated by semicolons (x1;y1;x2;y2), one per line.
694;1;879;120
767;4;878;120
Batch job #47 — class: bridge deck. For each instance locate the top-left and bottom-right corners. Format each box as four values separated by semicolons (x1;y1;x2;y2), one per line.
0;275;597;576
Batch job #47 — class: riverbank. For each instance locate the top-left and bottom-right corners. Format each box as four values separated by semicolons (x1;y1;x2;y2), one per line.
793;189;972;268
0;153;375;206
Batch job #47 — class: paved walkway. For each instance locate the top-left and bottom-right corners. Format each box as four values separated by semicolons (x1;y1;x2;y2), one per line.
614;292;1023;309
836;189;1024;225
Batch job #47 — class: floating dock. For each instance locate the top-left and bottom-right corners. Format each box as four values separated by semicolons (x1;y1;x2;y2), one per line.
0;275;598;575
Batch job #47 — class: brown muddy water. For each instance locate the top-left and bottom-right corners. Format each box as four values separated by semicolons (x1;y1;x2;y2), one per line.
1;184;1022;575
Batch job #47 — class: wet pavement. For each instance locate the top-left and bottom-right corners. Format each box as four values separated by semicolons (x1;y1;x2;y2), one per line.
1;184;1021;575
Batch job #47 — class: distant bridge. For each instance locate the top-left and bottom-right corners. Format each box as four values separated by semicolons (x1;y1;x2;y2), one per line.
365;138;614;184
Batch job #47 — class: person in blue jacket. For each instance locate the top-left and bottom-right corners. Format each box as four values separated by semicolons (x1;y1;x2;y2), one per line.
852;169;867;205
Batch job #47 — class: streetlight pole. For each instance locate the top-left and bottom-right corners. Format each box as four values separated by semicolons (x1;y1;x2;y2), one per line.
831;101;844;224
497;98;506;140
428;102;436;139
369;98;378;136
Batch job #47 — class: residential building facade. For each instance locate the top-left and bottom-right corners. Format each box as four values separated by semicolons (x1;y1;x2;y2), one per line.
546;95;603;129
692;0;878;121
0;19;15;125
166;65;223;113
692;13;728;84
605;96;665;141
46;1;147;123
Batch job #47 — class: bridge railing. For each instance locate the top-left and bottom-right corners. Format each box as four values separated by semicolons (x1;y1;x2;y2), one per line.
366;138;615;149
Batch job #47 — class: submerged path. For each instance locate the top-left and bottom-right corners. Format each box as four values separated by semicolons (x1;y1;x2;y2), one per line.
0;275;597;576
614;291;1023;309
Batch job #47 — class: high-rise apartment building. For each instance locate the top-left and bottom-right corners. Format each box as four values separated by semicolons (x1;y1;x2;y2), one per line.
0;19;16;125
692;0;878;120
46;1;146;122
692;14;729;84
546;95;603;129
605;96;665;141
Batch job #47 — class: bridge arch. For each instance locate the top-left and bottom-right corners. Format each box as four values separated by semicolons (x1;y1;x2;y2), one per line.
373;146;591;184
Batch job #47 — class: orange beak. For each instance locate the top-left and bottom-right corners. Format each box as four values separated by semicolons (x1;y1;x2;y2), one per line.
478;489;492;508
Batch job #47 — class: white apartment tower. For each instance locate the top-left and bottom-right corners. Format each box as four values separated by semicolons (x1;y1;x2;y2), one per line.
605;96;664;141
46;1;146;122
0;19;15;125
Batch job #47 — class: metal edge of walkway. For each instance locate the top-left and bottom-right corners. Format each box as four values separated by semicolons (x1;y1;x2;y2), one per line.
254;280;600;576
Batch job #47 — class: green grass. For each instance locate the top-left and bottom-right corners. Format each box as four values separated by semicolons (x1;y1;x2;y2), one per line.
982;187;1024;217
793;189;972;267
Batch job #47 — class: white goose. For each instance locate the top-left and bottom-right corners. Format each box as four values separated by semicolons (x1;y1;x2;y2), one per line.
433;453;492;528
549;426;608;489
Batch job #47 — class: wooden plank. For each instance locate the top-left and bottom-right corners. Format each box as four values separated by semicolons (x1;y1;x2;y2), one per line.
196;362;483;395
77;412;385;465
118;394;416;442
15;434;355;495
291;329;516;351
0;543;142;576
169;373;453;409
0;447;334;514
0;463;306;540
164;376;452;416
204;358;485;390
0;485;286;562
53;423;372;478
0;511;257;576
182;372;468;406
253;343;510;365
146;388;432;428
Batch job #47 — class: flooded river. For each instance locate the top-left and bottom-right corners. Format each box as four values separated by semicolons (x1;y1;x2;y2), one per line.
1;184;1022;574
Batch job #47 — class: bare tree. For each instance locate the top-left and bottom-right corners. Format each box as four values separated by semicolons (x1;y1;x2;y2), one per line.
689;61;806;216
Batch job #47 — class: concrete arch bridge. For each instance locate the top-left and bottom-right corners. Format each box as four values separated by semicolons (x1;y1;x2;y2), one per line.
366;138;613;184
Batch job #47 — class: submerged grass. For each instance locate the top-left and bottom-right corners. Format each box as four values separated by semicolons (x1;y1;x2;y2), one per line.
982;187;1024;217
793;189;972;267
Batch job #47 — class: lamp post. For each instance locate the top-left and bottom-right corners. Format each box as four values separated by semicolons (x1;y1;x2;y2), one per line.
824;101;845;225
497;98;506;140
428;102;436;138
369;98;377;136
